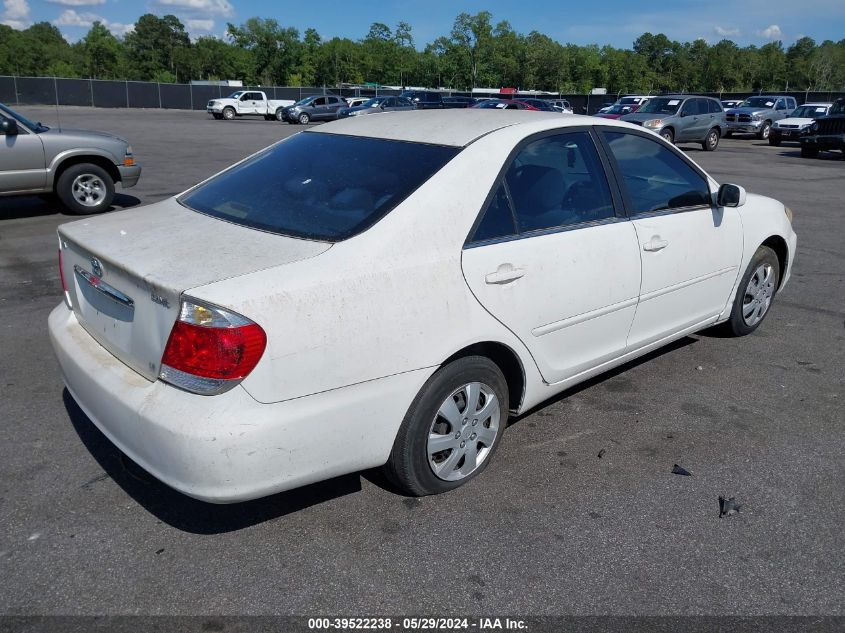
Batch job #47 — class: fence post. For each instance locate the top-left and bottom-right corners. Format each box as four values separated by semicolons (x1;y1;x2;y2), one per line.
89;78;94;107
53;76;58;108
13;75;18;105
157;82;162;108
125;80;129;108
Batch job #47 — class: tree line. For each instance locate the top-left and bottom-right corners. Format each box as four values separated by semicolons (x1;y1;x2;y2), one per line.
1;11;843;93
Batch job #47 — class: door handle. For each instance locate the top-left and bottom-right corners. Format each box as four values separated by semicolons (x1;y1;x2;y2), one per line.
485;264;525;284
643;237;669;252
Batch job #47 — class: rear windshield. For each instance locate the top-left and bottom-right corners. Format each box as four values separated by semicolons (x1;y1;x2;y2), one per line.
179;132;459;242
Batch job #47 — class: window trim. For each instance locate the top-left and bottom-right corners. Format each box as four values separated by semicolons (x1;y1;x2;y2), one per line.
464;126;626;248
594;125;715;220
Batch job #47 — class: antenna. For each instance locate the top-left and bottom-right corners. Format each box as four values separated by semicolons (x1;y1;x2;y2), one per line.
53;76;62;132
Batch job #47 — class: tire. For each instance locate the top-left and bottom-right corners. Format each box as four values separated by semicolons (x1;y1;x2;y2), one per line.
384;356;509;496
660;128;674;144
222;107;235;121
56;163;115;215
757;122;771;140
298;112;310;124
723;246;780;337
801;146;819;158
702;128;720;151
275;108;285;121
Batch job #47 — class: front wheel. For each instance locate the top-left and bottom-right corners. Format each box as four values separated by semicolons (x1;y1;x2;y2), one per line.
56;163;115;215
660;128;674;144
384;356;509;496
758;122;771;140
298;112;310;124
801;146;819;158
723;246;780;337
702;128;720;151
222;107;235;121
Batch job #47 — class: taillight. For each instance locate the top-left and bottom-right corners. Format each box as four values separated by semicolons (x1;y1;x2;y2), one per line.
159;298;266;396
58;245;72;309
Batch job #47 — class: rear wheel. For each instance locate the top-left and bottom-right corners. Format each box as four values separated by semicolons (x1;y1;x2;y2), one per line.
801;146;819;158
660;128;674;144
56;163;115;215
702;128;720;151
724;246;780;337
275;108;285;121
384;356;509;496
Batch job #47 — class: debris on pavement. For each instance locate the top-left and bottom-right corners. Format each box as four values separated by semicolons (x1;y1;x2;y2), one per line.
597;448;606;459
719;496;741;518
671;464;692;476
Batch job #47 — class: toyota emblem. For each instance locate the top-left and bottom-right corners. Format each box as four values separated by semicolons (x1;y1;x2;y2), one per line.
91;257;103;278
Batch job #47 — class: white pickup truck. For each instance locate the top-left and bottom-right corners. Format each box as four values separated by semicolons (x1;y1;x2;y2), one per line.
207;91;295;122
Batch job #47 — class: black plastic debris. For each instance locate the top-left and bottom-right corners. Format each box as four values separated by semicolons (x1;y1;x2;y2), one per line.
597;449;606;459
671;464;692;476
719;496;741;518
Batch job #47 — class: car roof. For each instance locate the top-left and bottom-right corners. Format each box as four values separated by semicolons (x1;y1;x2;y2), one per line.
311;109;580;147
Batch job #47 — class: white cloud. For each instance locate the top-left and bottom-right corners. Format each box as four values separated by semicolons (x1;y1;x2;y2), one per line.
2;0;30;28
47;0;105;6
155;0;233;17
714;25;740;37
52;9;133;35
758;24;783;39
186;18;214;31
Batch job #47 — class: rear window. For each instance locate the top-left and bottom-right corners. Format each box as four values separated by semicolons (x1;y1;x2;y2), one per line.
180;132;459;242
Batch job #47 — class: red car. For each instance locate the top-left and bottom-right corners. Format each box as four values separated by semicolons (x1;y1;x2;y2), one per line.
472;99;540;111
595;103;641;119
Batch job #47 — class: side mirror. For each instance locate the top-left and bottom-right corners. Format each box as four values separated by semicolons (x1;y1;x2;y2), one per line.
679;110;688;117
1;118;18;135
717;183;747;208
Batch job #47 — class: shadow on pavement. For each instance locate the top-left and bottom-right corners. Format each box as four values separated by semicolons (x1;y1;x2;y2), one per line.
63;389;363;534
0;193;141;221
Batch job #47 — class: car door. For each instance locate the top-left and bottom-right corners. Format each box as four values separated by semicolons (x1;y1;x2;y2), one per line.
309;97;328;119
0;118;46;192
325;96;344;118
599;129;743;348
677;98;703;141
238;92;255;115
462;130;642;385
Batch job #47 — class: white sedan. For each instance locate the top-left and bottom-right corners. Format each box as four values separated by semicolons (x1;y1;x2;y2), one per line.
49;110;797;502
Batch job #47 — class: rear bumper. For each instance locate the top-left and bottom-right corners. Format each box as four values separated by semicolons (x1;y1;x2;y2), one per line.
117;164;141;188
800;134;845;150
48;305;430;503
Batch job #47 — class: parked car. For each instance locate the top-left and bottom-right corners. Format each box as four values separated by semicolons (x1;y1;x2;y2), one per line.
206;91;294;121
443;96;477;109
282;95;348;124
621;94;726;151
721;99;744;110
769;103;832;146
400;91;446;109
725;95;797;139
337;96;414;118
551;99;573;114
518;98;558;112
0;103;140;214
600;95;650;114
595;103;642;119
49;110;796;502
799;97;845;158
344;97;370;109
472;99;540;110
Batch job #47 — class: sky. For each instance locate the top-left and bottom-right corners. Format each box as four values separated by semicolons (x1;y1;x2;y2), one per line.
3;0;844;47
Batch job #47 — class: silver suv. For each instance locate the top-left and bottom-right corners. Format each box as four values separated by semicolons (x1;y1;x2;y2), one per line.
620;95;727;151
0;103;140;214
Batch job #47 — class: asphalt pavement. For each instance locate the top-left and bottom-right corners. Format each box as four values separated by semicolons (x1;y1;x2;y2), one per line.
0;107;843;616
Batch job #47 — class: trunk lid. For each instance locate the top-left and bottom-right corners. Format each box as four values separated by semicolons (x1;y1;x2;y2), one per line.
59;199;331;381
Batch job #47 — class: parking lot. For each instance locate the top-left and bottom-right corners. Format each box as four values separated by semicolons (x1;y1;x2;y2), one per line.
0;106;843;616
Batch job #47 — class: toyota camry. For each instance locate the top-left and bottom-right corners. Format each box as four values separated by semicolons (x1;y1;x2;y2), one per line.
49;110;797;501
